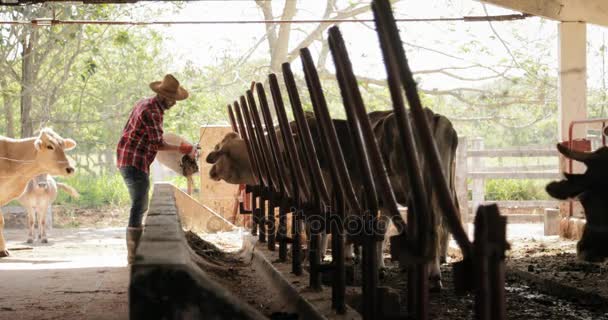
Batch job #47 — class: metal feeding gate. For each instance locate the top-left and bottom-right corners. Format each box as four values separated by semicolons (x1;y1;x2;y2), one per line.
218;0;509;319
0;0;526;318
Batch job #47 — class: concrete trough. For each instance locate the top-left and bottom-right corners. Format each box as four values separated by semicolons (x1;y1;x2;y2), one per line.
130;183;266;320
130;183;359;319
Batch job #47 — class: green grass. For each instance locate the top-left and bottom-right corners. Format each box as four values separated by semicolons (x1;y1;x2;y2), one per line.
55;173;130;208
484;179;552;201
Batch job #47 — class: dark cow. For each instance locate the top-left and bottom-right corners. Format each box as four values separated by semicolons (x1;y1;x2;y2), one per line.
546;143;608;262
206;108;459;290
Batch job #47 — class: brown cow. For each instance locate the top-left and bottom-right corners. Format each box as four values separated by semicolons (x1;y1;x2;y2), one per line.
0;128;76;257
18;174;80;244
206;108;459;290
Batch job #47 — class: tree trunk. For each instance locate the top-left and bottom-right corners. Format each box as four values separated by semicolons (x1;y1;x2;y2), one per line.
0;79;15;137
20;27;37;138
271;1;297;72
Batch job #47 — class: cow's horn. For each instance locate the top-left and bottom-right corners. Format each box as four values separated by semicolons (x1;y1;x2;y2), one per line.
556;143;592;163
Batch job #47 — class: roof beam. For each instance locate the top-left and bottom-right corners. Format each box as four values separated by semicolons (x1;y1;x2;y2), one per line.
479;0;608;27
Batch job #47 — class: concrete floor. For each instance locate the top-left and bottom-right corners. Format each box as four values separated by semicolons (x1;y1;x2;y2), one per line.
0;228;128;320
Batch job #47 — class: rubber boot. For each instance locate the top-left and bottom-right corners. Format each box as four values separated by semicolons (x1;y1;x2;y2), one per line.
126;227;143;265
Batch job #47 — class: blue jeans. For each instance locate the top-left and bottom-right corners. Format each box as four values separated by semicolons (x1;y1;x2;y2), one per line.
120;166;150;227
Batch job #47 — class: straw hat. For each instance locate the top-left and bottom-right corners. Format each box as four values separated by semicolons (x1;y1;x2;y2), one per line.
149;74;189;100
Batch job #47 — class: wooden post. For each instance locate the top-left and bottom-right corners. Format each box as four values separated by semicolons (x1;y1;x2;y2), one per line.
471;138;485;221
544;208;560;236
456;136;469;233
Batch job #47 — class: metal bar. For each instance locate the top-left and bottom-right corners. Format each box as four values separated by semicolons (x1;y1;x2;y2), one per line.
233;101;261;235
247;89;279;251
247;89;282;194
282;64;331;208
256;83;293;199
372;0;473;260
327;28;380;320
256;83;295;255
268;73;310;275
0;14;532;25
301;48;358;314
283;62;330;291
240;96;269;243
227;104;239;134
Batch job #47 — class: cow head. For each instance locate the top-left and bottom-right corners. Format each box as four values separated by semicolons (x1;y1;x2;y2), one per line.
34;128;76;176
206;132;255;185
546;143;608;262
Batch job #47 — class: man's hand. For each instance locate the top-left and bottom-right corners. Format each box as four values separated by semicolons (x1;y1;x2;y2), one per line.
179;142;194;157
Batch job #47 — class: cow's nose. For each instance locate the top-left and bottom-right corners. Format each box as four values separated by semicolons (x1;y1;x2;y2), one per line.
66;167;74;174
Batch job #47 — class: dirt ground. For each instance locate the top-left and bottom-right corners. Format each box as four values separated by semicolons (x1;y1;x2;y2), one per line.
194;222;608;319
0;227;129;320
380;224;608;319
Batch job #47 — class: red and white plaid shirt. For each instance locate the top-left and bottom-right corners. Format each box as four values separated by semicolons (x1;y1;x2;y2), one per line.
116;96;165;173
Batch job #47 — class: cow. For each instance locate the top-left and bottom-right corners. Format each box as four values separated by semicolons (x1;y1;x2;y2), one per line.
206;108;459;290
0;128;76;257
156;133;199;194
546;143;608;262
18;174;80;244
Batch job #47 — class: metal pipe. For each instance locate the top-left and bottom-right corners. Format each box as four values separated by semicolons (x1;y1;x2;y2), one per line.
227;104;239;134
327;27;380;320
233;101;261;235
283;62;331;290
268;73;310;275
247;89;281;251
301;48;357;314
256;83;295;255
240;96;269;243
372;0;473;260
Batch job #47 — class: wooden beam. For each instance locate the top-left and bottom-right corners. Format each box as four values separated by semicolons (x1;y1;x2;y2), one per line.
479;0;608;27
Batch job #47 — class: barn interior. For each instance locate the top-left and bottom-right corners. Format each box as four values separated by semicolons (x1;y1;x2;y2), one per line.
1;0;608;319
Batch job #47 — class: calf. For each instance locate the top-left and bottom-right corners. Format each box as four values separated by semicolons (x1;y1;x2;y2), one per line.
546;143;608;262
0;128;76;256
156;133;199;193
18;174;79;244
206;108;459;290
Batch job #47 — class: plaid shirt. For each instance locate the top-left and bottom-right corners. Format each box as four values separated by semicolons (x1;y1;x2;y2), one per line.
116;97;165;173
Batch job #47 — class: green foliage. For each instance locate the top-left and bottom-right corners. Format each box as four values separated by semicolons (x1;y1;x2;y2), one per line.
484;179;551;201
55;173;130;208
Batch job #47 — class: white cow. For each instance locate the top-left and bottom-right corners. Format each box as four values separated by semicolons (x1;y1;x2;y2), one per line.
0;128;76;257
18;174;79;244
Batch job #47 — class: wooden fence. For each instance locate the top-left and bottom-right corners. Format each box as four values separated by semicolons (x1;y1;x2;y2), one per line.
455;137;561;223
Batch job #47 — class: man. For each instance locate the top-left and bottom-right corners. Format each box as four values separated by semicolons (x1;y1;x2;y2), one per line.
116;74;195;264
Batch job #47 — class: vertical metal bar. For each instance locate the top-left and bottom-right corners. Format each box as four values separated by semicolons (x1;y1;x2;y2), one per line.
327;28;380;320
240;96;269;243
227;104;239;134
233;101;261;236
257;83;294;257
301;48;363;314
247;89;280;251
372;0;473;259
283;62;331;291
268;73;310;275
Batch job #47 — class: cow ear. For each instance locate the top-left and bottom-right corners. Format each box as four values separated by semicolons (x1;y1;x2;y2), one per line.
63;139;77;151
34;138;42;151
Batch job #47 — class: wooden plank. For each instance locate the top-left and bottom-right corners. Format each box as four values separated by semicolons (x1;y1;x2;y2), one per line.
477;165;557;172
467;200;559;208
468;171;561;179
468;149;557;157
